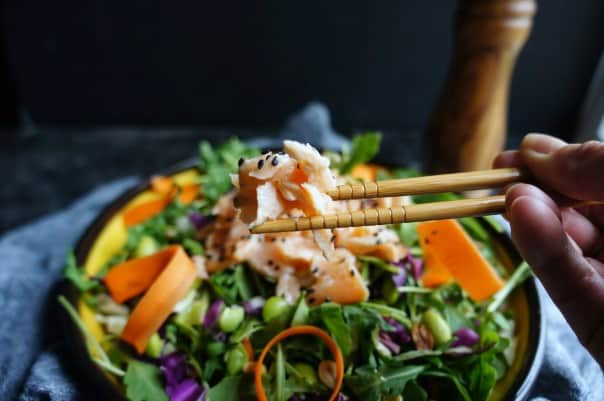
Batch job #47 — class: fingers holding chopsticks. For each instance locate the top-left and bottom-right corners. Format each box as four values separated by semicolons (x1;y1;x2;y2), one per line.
494;132;604;365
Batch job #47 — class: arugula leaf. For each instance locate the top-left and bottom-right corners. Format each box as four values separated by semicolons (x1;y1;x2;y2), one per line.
123;360;168;401
338;132;382;174
182;238;204;256
230;319;264;343
198;138;260;207
467;356;497;401
345;364;427;401
360;302;412;328
63;251;99;292
487;261;532;313
402;379;429;401
275;344;286;401
389;222;419;248
207;374;243;401
358;256;399;273
422;370;472;401
210;264;254;305
318;303;352;355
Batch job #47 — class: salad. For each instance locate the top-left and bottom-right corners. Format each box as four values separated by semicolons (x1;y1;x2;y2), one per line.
62;133;531;401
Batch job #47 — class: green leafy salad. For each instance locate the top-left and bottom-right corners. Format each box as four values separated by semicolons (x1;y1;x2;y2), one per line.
62;133;532;401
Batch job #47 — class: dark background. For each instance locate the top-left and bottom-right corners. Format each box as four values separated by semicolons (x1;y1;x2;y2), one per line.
1;0;604;232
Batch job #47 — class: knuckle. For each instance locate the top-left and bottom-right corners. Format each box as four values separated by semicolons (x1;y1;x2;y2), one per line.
557;141;604;197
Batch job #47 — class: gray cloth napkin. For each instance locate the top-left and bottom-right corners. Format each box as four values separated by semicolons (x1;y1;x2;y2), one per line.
1;103;602;401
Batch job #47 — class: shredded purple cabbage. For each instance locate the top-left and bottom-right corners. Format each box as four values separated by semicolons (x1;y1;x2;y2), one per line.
212;331;227;342
243;296;265;316
391;267;407;287
167;379;206;401
189;212;211;230
392;254;423;284
160;353;206;401
384;317;411;343
409;255;423;280
378;331;401;355
203;299;223;329
451;327;479;347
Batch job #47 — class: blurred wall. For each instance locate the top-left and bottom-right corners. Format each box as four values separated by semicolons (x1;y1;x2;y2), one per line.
2;1;603;139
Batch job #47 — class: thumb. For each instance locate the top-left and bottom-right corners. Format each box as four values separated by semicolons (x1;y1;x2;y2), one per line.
520;133;604;201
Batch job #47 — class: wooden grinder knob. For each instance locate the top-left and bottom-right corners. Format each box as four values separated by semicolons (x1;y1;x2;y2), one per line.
426;0;537;174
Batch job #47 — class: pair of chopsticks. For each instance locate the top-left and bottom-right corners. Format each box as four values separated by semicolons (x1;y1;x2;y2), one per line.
251;168;524;234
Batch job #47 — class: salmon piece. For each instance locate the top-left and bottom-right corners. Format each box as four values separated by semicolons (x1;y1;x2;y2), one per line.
234;141;336;227
283;140;336;190
307;249;369;305
336;226;406;262
276;272;302;304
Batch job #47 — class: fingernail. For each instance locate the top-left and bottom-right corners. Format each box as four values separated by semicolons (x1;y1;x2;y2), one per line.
522;133;566;155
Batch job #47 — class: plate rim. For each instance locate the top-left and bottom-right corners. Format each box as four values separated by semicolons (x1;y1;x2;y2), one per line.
64;158;546;401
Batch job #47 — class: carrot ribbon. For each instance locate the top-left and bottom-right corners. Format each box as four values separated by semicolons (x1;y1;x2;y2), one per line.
104;245;197;353
417;219;504;301
123;176;199;227
254;325;344;401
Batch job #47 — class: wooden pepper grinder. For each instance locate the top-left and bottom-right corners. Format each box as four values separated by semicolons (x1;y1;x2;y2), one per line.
426;0;537;174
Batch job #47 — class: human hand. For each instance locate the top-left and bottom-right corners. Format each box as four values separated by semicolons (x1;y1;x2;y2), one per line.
494;133;604;366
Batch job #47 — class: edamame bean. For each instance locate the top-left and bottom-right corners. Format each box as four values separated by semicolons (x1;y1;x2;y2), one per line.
293;363;318;387
145;333;163;358
421;308;451;346
262;296;288;322
219;305;245;332
134;236;159;257
225;344;249;374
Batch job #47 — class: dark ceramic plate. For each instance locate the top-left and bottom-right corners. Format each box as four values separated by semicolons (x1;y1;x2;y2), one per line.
63;159;545;401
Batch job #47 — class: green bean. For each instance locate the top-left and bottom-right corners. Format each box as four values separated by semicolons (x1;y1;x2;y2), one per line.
262;296;289;322
219;305;245;332
421;308;452;346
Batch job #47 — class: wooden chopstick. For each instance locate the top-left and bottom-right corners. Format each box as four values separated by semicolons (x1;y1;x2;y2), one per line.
326;168;525;200
251;195;506;234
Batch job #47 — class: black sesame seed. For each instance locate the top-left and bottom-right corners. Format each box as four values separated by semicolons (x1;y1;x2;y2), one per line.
350;269;355;276
267;260;274;265
271;156;279;166
281;238;286;243
308;297;316;304
330;235;336;242
233;197;240;207
311;267;319;274
376;239;383;245
238;158;244;166
265;153;271;160
274;265;280;271
373;232;379;237
325;297;331;303
258;159;264;169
